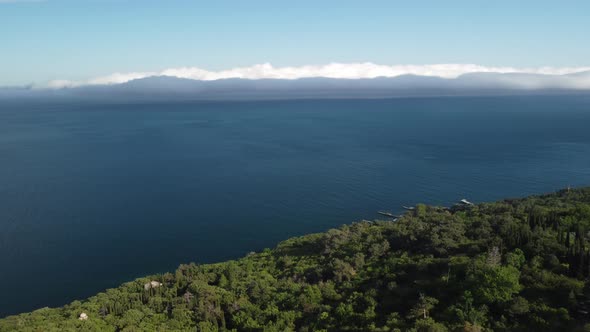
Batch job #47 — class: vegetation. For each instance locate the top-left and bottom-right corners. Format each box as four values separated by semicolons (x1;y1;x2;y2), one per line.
3;188;590;331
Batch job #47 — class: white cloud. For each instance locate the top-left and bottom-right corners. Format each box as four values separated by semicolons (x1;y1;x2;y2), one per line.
87;72;158;85
46;63;590;89
46;80;74;89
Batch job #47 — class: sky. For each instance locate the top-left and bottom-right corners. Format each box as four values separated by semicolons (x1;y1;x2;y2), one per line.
1;0;589;87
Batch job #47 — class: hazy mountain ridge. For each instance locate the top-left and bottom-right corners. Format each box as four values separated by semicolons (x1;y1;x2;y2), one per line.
2;72;590;101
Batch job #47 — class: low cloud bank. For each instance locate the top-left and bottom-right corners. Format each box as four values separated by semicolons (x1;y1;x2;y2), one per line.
47;63;590;89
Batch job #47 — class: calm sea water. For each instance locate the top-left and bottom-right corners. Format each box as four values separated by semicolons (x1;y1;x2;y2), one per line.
1;96;590;316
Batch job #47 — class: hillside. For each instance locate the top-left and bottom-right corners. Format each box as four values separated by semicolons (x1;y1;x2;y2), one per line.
3;188;590;331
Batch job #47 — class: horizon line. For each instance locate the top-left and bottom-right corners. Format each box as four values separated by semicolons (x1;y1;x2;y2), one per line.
17;62;590;89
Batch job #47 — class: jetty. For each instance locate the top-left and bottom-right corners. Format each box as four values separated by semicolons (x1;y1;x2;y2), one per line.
458;199;474;206
377;211;399;218
446;198;476;213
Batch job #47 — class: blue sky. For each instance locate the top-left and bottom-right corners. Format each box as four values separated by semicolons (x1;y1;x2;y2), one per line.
1;0;589;86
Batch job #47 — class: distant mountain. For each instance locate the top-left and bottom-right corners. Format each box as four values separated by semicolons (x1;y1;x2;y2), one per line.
454;71;590;89
2;72;590;101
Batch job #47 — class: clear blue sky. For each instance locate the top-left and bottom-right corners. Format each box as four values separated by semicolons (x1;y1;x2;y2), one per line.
1;0;589;85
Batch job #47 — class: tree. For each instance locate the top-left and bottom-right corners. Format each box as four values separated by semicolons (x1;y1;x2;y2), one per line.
471;262;522;304
453;291;487;329
412;317;448;332
409;293;439;320
505;248;526;268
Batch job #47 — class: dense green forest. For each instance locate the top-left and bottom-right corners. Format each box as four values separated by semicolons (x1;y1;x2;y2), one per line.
3;188;590;331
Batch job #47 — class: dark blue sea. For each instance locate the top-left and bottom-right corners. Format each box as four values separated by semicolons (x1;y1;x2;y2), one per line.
1;95;590;317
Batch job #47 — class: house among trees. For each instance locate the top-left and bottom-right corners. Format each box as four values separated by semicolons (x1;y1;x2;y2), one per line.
144;281;163;291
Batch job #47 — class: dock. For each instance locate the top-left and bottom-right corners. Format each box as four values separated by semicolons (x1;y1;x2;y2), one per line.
458;199;474;206
377;211;399;218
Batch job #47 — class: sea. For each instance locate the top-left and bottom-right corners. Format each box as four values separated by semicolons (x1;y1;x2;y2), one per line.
1;95;590;316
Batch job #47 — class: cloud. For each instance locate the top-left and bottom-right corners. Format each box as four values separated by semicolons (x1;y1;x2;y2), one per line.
87;72;158;85
46;63;590;89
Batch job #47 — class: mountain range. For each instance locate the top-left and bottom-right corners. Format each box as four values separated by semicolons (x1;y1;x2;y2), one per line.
2;71;590;100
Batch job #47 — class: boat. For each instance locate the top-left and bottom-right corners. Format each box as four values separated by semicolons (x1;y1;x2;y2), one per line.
402;206;415;211
377;211;399;218
458;199;474;206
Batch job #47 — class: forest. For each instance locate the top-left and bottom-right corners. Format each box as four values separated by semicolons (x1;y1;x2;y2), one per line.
2;188;590;331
